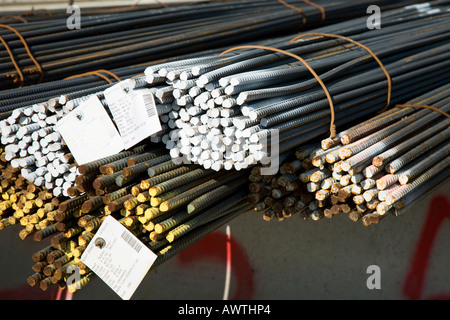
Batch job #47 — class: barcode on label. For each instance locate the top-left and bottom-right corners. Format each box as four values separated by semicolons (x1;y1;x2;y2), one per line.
142;94;157;118
121;230;143;253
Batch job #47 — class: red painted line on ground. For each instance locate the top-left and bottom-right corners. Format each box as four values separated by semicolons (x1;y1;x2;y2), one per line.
402;195;450;300
177;231;254;300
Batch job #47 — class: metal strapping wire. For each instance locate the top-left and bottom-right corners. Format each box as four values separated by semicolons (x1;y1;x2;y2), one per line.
290;32;391;113
396;104;450;119
301;0;325;22
277;0;307;25
0;16;28;23
19;7;53;17
277;0;326;24
96;69;122;82
0;36;24;87
219;44;336;138
0;24;44;84
65;69;121;84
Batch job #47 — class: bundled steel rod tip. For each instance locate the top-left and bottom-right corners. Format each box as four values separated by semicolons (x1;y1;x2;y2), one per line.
248;85;449;225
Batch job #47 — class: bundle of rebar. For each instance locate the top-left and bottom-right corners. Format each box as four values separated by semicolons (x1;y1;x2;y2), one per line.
158;2;450;171
2;1;443;195
0;62;150;120
19;148;251;293
0;149;66;239
0;63;188;196
0;0;426;89
247;150;312;221
0;0;448;297
248;84;450;226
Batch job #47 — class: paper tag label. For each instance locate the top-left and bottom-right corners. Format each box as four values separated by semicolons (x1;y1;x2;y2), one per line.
56;95;124;165
80;215;157;300
104;84;162;149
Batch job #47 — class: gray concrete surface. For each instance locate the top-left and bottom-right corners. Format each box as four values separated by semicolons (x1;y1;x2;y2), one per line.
0;181;448;300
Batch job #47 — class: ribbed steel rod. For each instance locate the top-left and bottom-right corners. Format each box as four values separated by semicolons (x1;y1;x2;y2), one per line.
145;5;450;171
2;0;422;89
246;84;449;226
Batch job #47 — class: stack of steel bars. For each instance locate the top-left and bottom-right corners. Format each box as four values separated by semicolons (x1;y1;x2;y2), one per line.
0;61;149;121
159;1;450;171
0;78;175;197
0;47;243;196
247;84;450;226
0;0;426;89
0;0;448;296
2;0;432;195
0;145;251;292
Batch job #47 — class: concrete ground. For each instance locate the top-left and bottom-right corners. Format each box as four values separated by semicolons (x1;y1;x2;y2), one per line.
0;181;448;300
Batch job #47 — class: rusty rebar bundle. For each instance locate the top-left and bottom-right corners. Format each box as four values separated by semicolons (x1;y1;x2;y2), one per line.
154;2;450;171
20;148;251;293
248;84;449;226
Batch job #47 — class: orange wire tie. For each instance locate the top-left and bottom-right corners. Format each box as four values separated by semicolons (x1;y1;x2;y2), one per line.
220;44;336;139
65;69;121;84
0;36;24;87
131;73;145;78
277;0;325;25
396;104;450;119
19;8;53;18
0;16;28;23
301;0;325;22
155;0;169;8
291;32;391;114
0;24;44;84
